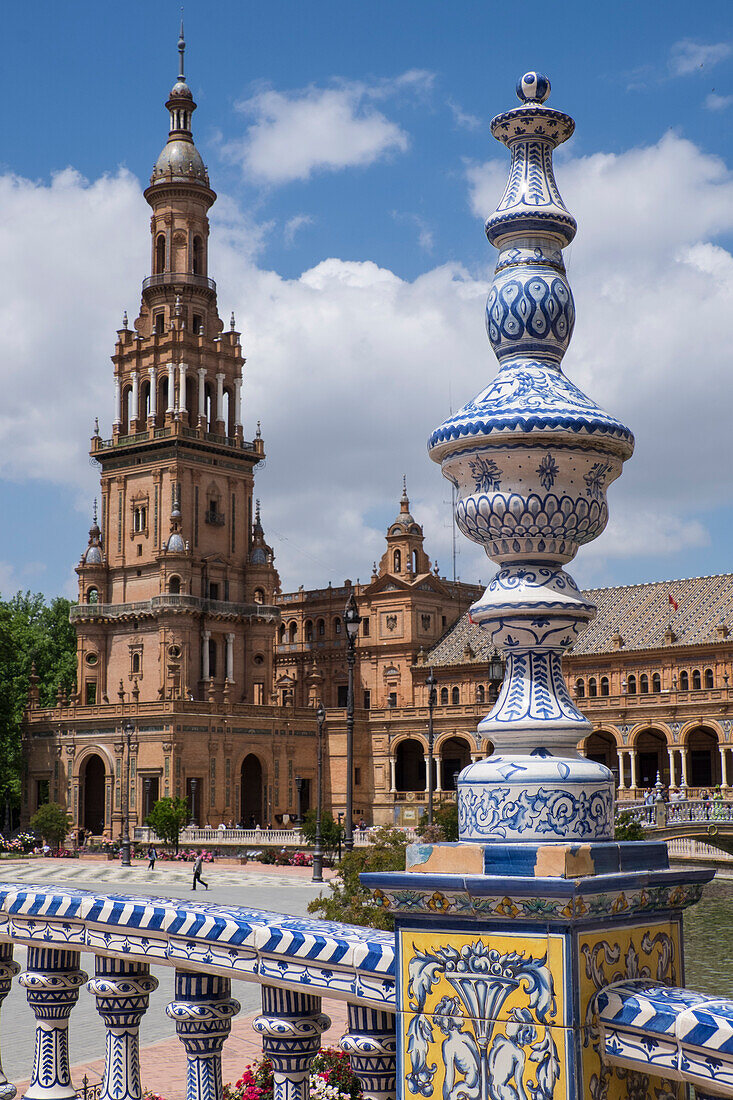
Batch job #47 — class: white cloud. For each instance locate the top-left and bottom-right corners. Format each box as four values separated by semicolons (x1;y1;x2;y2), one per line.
669;39;731;76
1;128;733;595
447;99;482;131
705;92;733;111
391;211;434;252
225;77;420;185
283;214;314;246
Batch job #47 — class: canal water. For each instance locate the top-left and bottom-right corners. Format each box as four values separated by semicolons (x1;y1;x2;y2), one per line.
683;875;733;994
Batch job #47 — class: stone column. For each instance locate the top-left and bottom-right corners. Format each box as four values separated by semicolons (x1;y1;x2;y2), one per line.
0;944;19;1100
389;758;396;794
215;373;225;427
234;376;242;428
721;746;729;788
253;986;330;1100
167;972;240;1100
179;363;187;418
148;368;157;421
668;748;677;788
617;750;626;790
130;371;139;423
202;630;210;681
114;378;122;427
340;1006;396;1100
87;957;158;1100
225;634;234;683
19;947;87;1100
630;748;639;791
198;368;206;422
167;363;176;415
681;747;689;789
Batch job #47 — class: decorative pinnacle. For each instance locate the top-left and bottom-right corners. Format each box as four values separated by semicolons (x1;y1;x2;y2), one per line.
174;294;182;317
93;499;98;525
122;310;128;329
93;417;99;436
230;312;236;331
516;70;551;103
178;13;186;82
256;420;262;439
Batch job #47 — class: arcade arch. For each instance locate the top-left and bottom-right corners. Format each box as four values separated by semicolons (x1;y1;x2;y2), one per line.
80;753;107;835
241;754;265;827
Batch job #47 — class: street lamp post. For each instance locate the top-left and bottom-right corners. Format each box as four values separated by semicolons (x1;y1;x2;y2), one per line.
487;649;505;703
121;721;134;867
343;591;361;852
426;668;437;827
313;702;325;883
189;778;198;828
295;776;304;828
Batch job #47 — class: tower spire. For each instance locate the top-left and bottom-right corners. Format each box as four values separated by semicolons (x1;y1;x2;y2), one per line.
178;12;186;82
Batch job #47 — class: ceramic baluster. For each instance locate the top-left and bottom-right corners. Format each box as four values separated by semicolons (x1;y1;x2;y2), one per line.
340;1006;396;1100
87;957;158;1100
167;972;240;1100
0;944;20;1100
253;987;330;1100
19;948;87;1100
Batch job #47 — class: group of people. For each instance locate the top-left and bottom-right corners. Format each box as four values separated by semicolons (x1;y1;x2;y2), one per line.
145;844;208;889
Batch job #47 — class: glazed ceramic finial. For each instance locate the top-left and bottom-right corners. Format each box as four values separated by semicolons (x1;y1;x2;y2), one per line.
428;74;634;845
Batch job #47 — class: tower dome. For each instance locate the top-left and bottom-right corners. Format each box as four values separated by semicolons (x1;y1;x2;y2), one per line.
150;20;210;188
82;501;104;565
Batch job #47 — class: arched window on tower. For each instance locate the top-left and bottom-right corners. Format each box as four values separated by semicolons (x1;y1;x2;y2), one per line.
588;677;597;697
680;670;689;690
413;549;419;573
317;618;325;637
627;675;637;694
600;676;610;696
168;575;181;595
192;236;203;275
305;620;313;642
692;669;702;690
440;687;449;705
575;679;585;698
208;638;217;679
640;673;649;693
87;587;99;605
451;687;460;705
705;668;714;689
476;684;485;704
288;621;298;644
155;233;166;274
393;549;401;573
652;672;661;693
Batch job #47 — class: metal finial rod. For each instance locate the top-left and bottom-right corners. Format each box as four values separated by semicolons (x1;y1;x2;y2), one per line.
178;12;186;81
93;498;98;524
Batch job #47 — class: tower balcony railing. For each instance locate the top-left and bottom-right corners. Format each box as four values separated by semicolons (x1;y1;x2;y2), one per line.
95;425;255;452
142;272;217;293
70;594;280;622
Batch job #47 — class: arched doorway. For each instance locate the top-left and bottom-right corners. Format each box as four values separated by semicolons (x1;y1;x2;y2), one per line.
440;736;471;790
241;755;264;827
687;726;720;787
636;729;668;789
81;754;106;834
585;731;619;787
395;740;425;791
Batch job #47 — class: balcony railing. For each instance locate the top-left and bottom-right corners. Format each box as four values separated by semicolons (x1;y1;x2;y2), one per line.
71;595;280;623
142;272;217;293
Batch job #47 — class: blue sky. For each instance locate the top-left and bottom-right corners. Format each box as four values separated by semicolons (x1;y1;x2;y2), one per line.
0;0;731;599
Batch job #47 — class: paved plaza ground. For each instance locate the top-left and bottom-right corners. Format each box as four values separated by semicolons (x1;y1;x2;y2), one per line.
0;859;340;1099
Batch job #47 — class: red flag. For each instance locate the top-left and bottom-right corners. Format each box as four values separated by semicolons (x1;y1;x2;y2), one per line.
669;593;678;612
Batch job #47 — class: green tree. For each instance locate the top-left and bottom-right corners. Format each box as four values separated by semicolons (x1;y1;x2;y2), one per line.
30;802;71;849
416;801;459;842
0;592;77;813
300;809;343;861
307;826;407;930
146;797;189;852
615;810;646;841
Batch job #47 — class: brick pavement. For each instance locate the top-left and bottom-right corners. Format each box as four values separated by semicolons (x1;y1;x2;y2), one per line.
15;1000;350;1100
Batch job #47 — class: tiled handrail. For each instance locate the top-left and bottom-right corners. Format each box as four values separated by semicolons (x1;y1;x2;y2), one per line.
0;883;394;1008
596;979;733;1095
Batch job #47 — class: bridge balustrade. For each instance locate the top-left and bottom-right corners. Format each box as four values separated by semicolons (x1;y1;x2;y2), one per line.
0;883;395;1100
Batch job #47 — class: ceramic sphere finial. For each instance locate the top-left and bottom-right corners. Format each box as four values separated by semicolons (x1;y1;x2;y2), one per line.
516;71;551;103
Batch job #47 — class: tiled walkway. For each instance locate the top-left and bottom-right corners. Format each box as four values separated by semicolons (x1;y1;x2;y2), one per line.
15;1000;350;1100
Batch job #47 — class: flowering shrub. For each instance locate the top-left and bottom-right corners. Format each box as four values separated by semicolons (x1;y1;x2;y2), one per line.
256;848;312;867
0;832;36;854
223;1049;361;1100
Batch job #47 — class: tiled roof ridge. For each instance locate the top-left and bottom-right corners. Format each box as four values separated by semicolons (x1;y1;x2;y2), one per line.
582;571;733;597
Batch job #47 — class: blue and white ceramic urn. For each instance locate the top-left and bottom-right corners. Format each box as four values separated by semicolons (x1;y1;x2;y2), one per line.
428;73;635;844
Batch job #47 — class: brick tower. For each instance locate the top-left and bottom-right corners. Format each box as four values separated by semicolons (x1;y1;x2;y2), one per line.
75;23;279;710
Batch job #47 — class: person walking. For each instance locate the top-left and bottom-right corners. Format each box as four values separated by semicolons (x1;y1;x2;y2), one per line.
192;853;208;890
147;844;157;870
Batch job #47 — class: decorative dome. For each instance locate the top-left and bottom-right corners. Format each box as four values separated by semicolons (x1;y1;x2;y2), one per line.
152;140;208;185
391;476;416;528
167;533;185;553
82;501;104;565
170;79;193;100
250;500;273;565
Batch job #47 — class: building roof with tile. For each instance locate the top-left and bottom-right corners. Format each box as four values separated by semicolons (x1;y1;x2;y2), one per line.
428;573;733;665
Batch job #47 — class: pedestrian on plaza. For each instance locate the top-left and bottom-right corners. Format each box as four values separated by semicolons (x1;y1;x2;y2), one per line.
192;853;208;890
643;788;654;824
147;844;157;870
